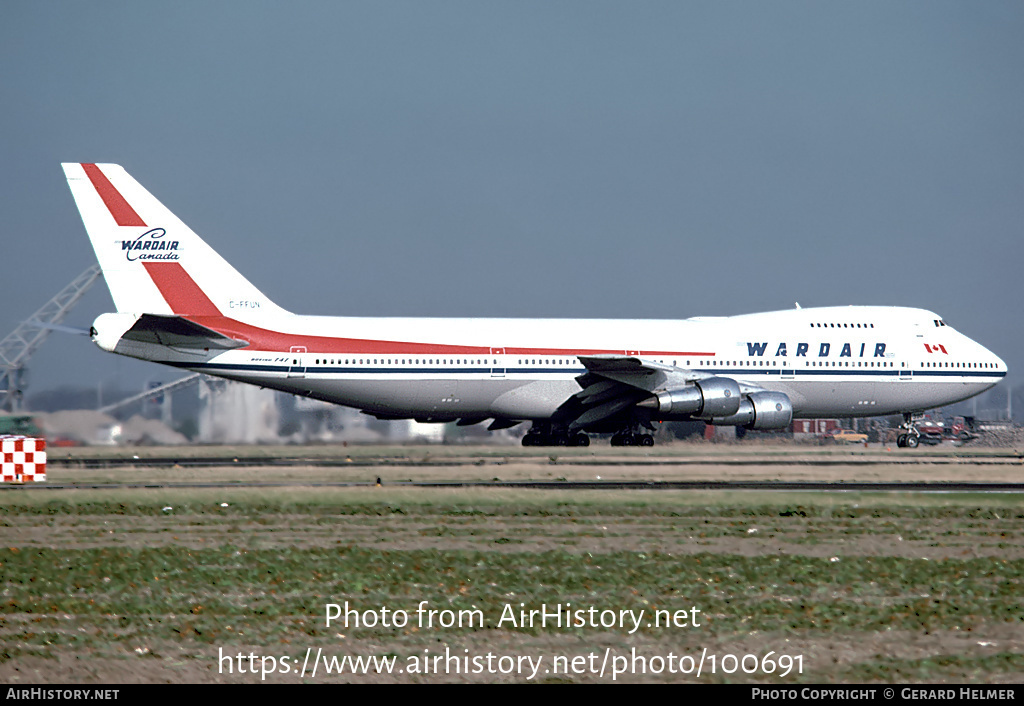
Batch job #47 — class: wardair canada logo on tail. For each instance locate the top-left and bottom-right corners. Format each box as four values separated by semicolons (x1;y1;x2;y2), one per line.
121;228;180;261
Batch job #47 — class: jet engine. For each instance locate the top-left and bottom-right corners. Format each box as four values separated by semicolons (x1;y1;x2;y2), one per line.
638;377;742;419
709;391;793;430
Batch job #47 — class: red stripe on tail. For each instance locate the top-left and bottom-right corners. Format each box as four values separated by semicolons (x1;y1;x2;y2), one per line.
81;163;147;227
142;263;222;316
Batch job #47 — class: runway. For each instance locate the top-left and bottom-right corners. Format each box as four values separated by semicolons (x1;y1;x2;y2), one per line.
6;443;1024;492
48;449;1024;470
5;479;1024;491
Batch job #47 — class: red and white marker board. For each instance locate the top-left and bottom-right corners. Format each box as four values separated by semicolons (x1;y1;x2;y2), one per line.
1;436;46;482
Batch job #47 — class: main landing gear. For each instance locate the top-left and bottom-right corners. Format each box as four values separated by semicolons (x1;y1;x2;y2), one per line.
610;431;654;447
609;419;656;446
521;422;657;447
896;412;922;448
521;424;590;447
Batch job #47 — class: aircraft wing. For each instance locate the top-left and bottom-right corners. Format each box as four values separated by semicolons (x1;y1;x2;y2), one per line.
551;355;690;430
576;354;703;390
575;354;676;375
117;314;248;350
559;354;764;430
577;354;765;392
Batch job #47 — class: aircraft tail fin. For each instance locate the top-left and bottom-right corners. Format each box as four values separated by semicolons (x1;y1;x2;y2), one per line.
62;163;286;318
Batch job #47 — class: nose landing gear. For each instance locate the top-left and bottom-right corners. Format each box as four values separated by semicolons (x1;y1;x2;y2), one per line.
895;412;922;448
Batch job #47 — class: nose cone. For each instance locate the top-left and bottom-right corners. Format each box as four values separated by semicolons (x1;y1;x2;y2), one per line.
956;326;1007;378
995;352;1008;376
980;344;1008;397
982;341;1008;378
947;326;1008;403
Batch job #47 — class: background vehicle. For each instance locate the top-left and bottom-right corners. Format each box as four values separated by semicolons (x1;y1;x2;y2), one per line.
829;429;868;444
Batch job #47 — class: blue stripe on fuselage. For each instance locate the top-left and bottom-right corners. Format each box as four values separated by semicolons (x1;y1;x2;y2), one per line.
163;361;1005;380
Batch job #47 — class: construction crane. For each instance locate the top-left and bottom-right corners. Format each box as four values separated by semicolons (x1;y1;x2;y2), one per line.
0;264;102;412
97;373;204;423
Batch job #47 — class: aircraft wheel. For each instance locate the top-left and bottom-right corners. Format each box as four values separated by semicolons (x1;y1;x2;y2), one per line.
570;433;590;447
610;434;622;446
622;433;637;446
896;434;907;448
905;434;919;449
555;434;568;446
640;434;654;447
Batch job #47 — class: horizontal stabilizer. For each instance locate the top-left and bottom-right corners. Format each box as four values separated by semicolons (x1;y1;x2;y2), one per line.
120;314;248;350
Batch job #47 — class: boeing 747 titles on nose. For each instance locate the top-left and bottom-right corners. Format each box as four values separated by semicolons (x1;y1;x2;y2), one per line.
63;163;1007;447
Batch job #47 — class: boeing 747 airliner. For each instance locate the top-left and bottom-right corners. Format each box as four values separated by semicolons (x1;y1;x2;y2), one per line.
64;163;1007;447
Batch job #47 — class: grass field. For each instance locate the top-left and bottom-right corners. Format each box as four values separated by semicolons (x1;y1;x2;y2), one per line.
2;445;1023;683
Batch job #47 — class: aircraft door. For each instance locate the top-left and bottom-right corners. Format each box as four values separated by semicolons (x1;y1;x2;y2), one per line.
288;346;307;378
490;348;505;378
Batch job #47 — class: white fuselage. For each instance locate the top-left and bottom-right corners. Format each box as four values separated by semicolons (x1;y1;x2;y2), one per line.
106;304;1006;423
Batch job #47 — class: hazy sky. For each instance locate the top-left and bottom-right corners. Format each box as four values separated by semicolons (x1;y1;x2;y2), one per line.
2;1;1022;405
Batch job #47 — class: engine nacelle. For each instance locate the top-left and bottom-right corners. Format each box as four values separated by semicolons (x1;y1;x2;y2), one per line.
693;377;743;418
710;391;793;430
747;391;793;429
641;377;742;419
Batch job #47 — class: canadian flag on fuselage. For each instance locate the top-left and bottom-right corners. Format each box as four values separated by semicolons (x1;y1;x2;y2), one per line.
62;163;286;321
924;343;949;354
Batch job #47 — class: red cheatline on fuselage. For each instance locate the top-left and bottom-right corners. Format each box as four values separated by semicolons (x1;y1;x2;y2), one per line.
174;314;716;359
